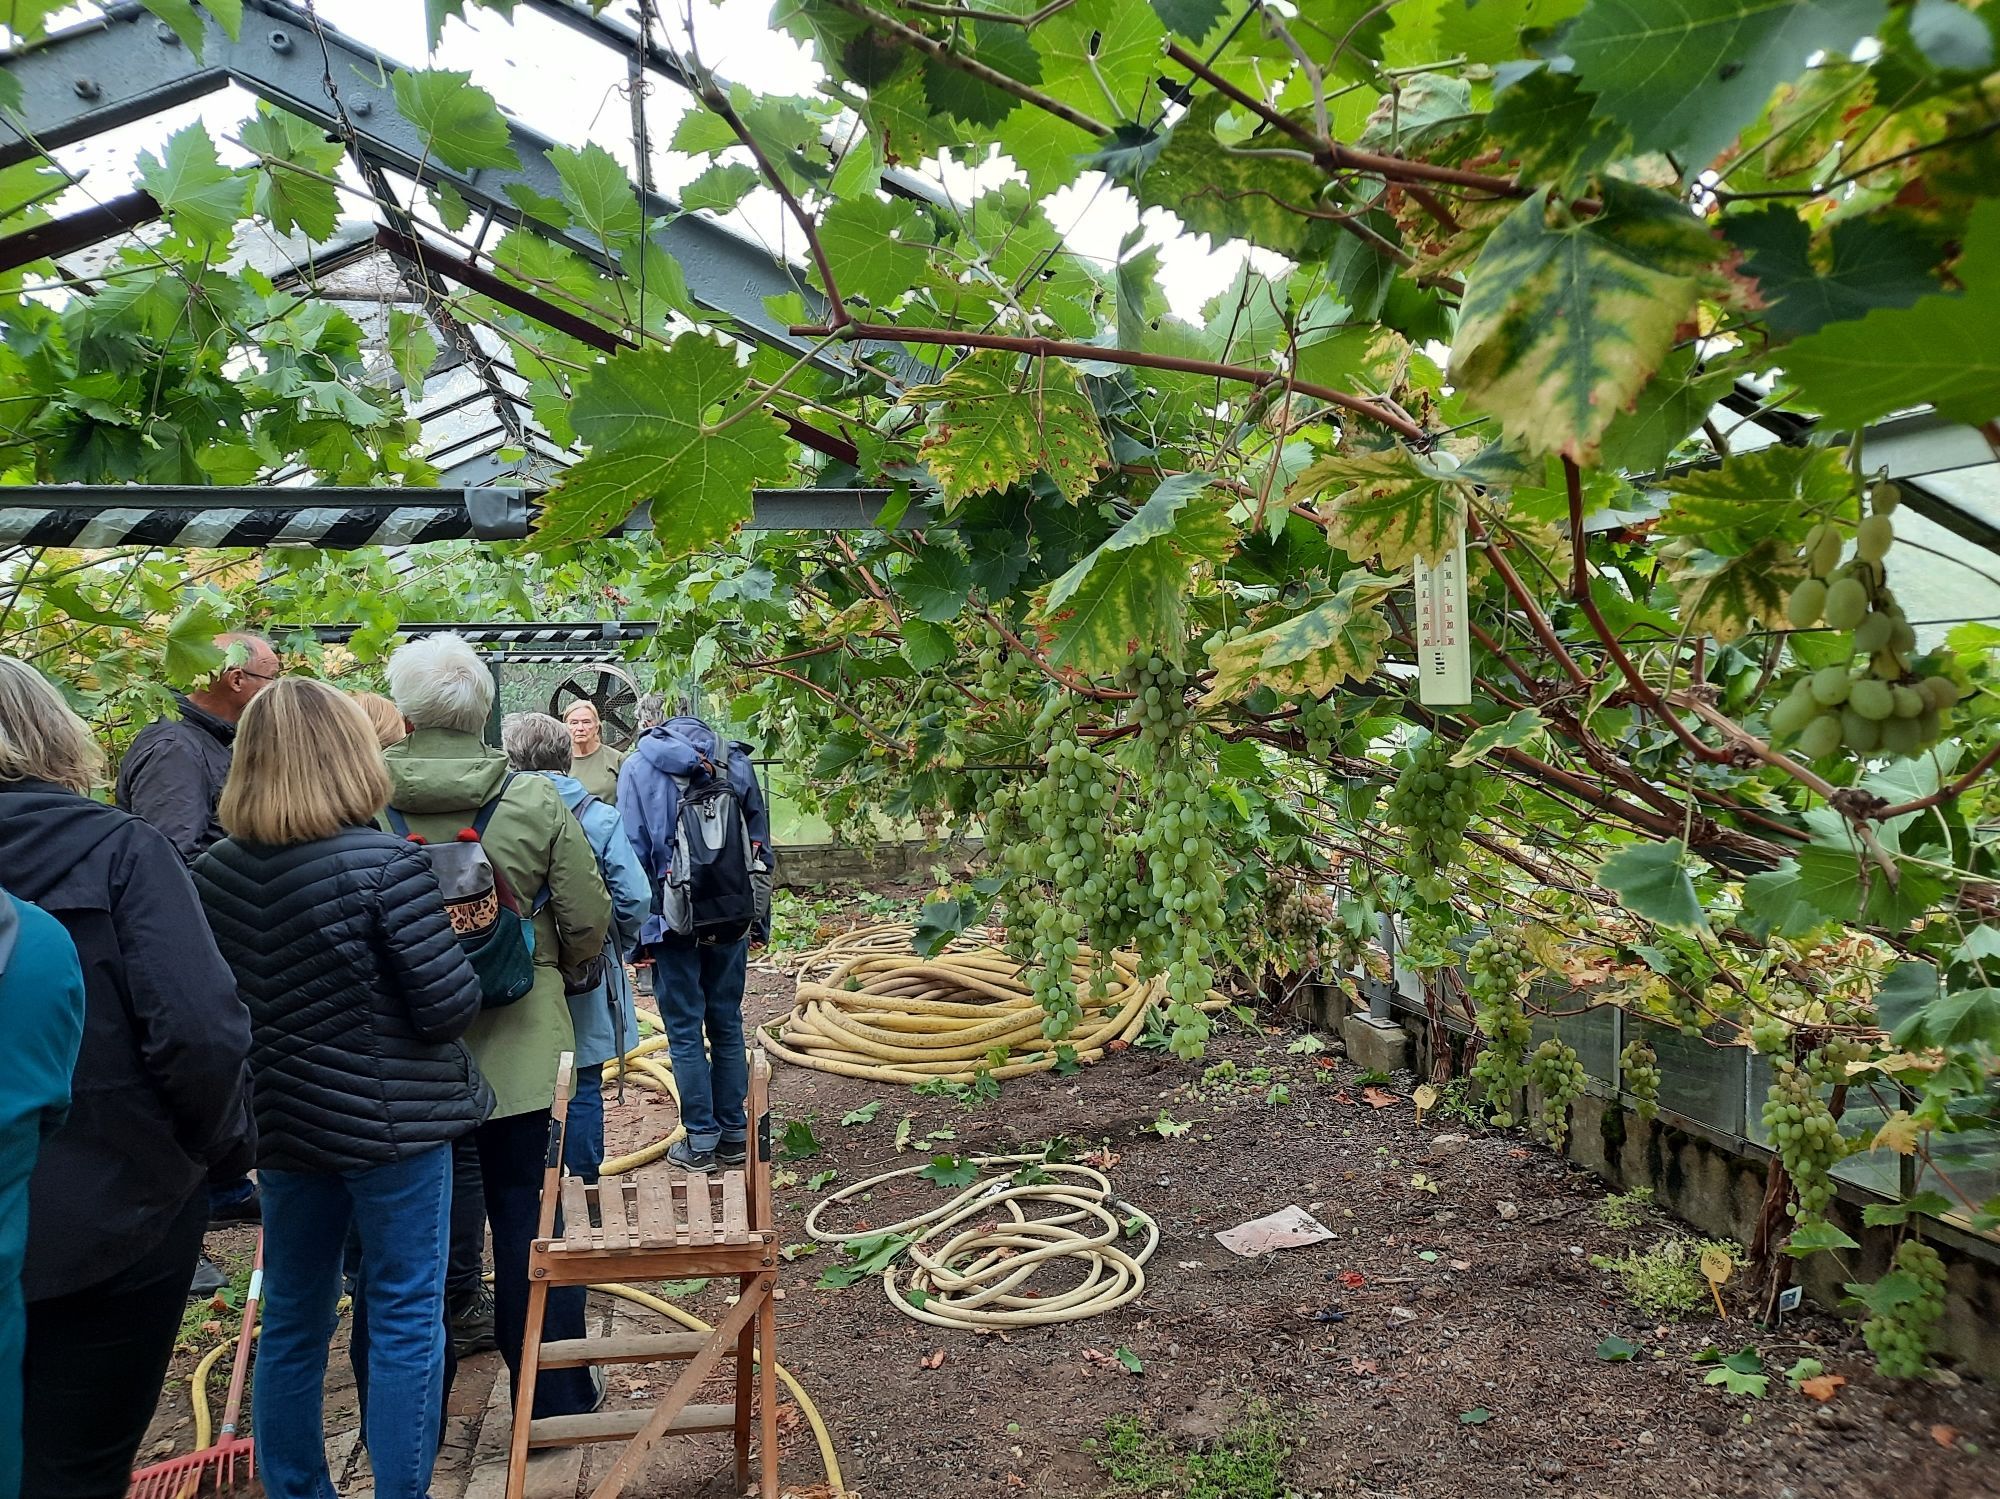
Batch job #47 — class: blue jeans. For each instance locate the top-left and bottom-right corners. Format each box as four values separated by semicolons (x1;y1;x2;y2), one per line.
256;1148;452;1499
564;1063;606;1182
651;939;749;1152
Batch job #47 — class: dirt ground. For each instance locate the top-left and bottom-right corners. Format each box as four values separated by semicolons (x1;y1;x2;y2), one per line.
143;895;2000;1499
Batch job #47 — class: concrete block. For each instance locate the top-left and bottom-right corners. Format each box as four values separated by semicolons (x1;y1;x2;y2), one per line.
1341;1013;1411;1074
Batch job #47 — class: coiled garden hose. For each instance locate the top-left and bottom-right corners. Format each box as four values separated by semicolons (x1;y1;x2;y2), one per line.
805;1155;1157;1330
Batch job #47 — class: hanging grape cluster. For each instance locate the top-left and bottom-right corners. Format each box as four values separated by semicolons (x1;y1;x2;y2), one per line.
1761;1042;1861;1224
1382;734;1477;903
1466;925;1532;1126
1772;485;1964;761
1863;1240;1947;1379
1006;702;1122;1037
1122;655;1221;1058
1528;1038;1586;1150
1619;1038;1660;1121
1262;876;1339;977
1297;696;1340;761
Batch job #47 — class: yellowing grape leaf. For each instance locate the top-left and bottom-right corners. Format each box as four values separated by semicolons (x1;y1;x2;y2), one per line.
1291;442;1475;569
1661;534;1805;642
1203;572;1398;701
1448;183;1722;464
1038;474;1233;671
534;337;793;554
913;355;1108;506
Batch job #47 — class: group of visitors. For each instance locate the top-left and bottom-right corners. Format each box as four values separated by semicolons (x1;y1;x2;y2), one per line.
0;631;771;1499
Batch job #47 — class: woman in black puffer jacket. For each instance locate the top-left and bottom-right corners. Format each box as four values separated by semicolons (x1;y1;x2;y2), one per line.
192;678;487;1499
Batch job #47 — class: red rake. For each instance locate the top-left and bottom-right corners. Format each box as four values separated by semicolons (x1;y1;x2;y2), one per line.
129;1231;263;1499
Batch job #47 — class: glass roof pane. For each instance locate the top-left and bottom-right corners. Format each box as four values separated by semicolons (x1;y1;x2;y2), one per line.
1886;500;2000;649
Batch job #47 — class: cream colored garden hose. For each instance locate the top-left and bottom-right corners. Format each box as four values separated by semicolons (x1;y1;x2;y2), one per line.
805;1155;1156;1331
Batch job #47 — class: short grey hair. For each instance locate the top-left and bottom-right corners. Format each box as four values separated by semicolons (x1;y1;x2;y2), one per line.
502;712;573;774
385;632;493;734
0;656;105;794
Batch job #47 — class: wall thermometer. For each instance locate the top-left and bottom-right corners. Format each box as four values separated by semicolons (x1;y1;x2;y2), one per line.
1414;524;1472;706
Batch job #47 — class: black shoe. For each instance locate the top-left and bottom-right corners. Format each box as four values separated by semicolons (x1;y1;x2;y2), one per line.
209;1189;261;1227
189;1256;227;1298
665;1139;717;1173
715;1139;748;1168
450;1282;497;1359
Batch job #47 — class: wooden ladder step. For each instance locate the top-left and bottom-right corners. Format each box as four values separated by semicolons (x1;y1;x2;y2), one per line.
527;1404;737;1449
536;1330;714;1368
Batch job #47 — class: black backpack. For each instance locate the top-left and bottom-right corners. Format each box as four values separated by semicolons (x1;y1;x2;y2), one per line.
385;776;536;1010
659;765;756;946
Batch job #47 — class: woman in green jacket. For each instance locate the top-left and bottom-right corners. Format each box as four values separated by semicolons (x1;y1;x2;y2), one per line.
382;633;612;1421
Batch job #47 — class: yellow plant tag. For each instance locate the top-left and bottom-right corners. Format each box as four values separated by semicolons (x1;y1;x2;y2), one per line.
1413;1084;1439;1121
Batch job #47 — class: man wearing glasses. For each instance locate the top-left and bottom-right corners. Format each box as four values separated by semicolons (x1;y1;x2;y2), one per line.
115;631;278;1291
117;633;280;863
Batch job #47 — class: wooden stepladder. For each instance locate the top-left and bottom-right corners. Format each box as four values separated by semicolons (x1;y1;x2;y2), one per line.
505;1051;779;1499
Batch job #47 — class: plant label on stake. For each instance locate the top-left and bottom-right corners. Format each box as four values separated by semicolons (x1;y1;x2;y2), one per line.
1413;1083;1439;1122
1701;1248;1733;1319
1414;525;1471;706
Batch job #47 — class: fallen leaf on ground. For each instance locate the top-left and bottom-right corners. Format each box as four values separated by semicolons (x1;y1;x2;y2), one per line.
1106;1039;1130;1052
1349;1356;1379;1374
1932;1424;1961;1448
1332;1090;1356;1104
1362;1087;1398;1108
1337;1270;1368;1289
921;1349;945;1370
1079;1148;1121;1170
1799;1374;1845;1402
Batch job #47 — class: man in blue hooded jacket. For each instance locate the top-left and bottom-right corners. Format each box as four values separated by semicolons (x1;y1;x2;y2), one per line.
620;717;770;1172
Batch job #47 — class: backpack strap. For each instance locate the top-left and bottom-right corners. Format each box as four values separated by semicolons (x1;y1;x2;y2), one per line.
469;772;515;840
383;805;414;840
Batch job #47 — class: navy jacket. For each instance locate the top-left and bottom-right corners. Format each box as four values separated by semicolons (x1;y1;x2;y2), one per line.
0;781;254;1301
115;695;235;862
195;829;490;1173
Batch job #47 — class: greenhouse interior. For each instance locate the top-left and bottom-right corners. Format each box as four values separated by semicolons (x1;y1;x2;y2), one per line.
5;0;2000;1495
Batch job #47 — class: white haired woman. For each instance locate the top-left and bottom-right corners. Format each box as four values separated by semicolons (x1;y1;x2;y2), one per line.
500;712;650;1180
381;634;611;1421
0;657;253;1499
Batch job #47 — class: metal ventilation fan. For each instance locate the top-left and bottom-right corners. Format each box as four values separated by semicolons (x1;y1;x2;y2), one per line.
549;663;641;749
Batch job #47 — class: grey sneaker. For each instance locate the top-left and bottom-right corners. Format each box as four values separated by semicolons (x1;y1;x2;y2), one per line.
666;1139;717;1172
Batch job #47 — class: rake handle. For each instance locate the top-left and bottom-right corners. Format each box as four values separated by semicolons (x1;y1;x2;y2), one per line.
218;1231;264;1439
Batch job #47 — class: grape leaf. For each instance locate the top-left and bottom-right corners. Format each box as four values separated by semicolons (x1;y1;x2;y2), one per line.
1041;536;1192;673
136;126;248;245
1438;0;1589;63
1122;94;1329;256
1780;196;2000;429
1291;441;1474;569
534;338;792;554
385;308;440;393
1563;0;1885;175
550;142;642;246
1783;1219;1860;1255
1151;0;1229;40
1886;984;2000;1049
1595;1335;1639;1362
240;107;343;243
1596;840;1709;931
1484;65;1627;192
1725;208;1942;339
1203;572;1398;700
138;0;218;61
1448;708;1547;767
679;162;760;215
1662;534;1806;642
1793;844;1950;933
391;70;520;172
1596;349;1732;475
817;195;935;308
1031;0;1167;124
912;355;1108;506
1737;863;1826;940
1661;446;1847;540
918;1153;981;1187
162;598;229;687
898;543;975;622
923;20;1044;127
1449;183;1721;464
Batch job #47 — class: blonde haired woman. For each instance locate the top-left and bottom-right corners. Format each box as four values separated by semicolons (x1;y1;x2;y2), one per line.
0;657;253;1499
192;678;486;1499
350;690;407;749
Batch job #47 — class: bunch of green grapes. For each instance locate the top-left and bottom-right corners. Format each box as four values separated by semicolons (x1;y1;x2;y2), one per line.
1773;485;1965;760
1747;1014;1792;1055
1528;1038;1586;1150
1263;877;1339;976
1134;758;1221;1058
1011;709;1123;1036
1382;735;1477;903
1121;654;1194;748
1297;696;1341;761
1863;1240;1947;1379
1619;1038;1661;1121
1638;972;1706;1037
1467;926;1532;1125
1761;1055;1849;1222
